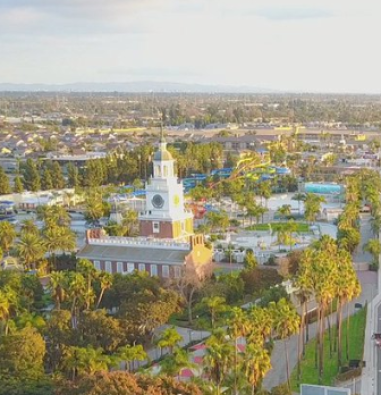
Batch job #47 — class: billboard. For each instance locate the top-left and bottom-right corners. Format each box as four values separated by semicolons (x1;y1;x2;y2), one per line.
301;384;351;395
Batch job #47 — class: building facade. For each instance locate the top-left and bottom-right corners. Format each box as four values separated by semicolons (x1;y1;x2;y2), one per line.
77;135;212;280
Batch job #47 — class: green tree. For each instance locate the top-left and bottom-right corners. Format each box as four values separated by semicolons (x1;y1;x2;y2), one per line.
270;298;300;389
51;161;65;189
95;271;113;309
13;175;24;193
202;296;226;329
22;158;41;191
159;348;197;379
67;162;80;188
0;327;46;384
243;343;272;395
363;239;381;268
244;250;258;270
304;193;325;223
0;221;16;255
49;271;69;311
204;328;234;393
42;167;54;190
0;167;10;194
155;326;183;356
277;204;292;221
116;344;147;372
16;232;46;270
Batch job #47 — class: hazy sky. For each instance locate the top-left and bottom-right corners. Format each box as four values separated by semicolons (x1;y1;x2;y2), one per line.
2;0;381;93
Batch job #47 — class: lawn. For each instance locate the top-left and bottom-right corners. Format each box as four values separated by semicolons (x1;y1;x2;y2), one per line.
290;306;366;391
246;222;311;233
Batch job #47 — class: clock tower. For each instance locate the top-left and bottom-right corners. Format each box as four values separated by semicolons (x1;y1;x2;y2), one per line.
139;132;194;240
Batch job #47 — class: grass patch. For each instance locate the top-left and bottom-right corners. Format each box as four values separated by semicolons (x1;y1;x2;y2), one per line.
246;222;310;233
290;306;366;391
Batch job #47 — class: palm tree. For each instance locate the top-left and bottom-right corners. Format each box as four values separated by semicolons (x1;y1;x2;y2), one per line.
0;290;11;335
248;305;274;348
270;298;300;390
0;221;16;255
16;232;46;270
116;344;147;371
77;259;98;308
363;239;381;268
304;193;325;224
155;326;183;356
243;343;272;395
49;271;69;310
160;348;197;380
277;204;292;221
43;226;76;268
95;272;113;309
202;296;226;329
370;214;381;238
20;219;39;236
204;329;234;394
294;256;314;379
228;308;252;395
67;272;87;328
62;346;111;380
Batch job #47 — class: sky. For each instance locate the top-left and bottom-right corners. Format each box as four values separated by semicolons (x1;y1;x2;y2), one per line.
1;0;381;93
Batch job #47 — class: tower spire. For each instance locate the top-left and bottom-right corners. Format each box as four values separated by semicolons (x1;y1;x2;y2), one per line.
160;111;166;143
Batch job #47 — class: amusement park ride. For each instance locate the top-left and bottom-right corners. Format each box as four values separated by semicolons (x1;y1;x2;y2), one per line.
186;151;291;219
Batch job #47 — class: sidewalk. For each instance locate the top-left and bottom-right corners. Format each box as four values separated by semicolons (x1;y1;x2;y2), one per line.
361;268;381;395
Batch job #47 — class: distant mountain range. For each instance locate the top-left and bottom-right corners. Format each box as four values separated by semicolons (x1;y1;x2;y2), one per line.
0;81;275;93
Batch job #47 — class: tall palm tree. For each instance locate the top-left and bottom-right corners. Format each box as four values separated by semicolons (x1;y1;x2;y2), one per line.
204;329;234;394
49;271;69;310
363;239;381;268
228;307;252;395
116;344;147;371
20;219;39;236
16;232;46;270
0;221;16;255
95;272;113;309
159;348;197;380
202;296;226;329
77;259;98;295
0;290;10;335
270;298;300;390
277;204;292;221
155;326;183;356
243;343;271;395
67;272;87;328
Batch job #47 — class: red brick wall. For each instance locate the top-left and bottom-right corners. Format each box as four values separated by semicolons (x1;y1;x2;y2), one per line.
139;220;173;238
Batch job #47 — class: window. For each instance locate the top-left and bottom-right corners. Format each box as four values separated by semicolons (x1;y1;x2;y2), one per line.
174;266;181;278
117;262;123;273
138;263;145;272
153;221;160;233
127;263;135;273
151;264;158;277
162;265;169;278
94;260;101;271
105;261;112;273
181;221;185;231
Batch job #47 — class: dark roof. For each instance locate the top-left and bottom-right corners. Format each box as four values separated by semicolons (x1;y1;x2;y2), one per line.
77;244;188;265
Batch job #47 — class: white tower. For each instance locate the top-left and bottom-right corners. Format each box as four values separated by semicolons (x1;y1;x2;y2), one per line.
139;129;194;240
